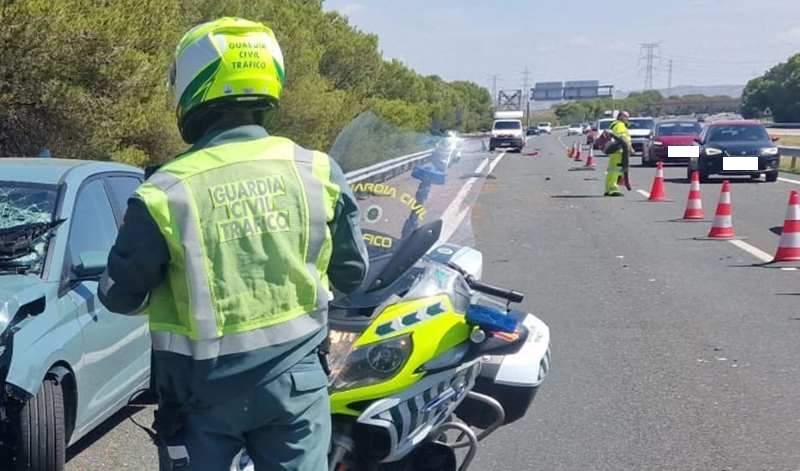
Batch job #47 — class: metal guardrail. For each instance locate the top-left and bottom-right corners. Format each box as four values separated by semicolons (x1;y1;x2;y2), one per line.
780;146;800;172
766;123;800;129
345;149;434;184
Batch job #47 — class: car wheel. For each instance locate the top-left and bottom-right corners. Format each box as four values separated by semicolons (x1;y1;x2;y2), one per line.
766;170;778;182
15;378;66;471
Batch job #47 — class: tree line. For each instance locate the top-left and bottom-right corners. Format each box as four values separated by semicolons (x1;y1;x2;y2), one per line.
0;0;493;168
553;90;741;124
742;53;800;122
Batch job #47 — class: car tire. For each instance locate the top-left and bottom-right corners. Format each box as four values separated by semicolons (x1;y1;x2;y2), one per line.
766;170;778;182
15;378;66;471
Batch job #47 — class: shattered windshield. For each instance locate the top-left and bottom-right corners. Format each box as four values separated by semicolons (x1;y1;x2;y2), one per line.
0;182;60;276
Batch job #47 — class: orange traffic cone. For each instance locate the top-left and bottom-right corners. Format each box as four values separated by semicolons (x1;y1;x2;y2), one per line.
584;147;595;168
648;161;668;201
682;171;704;220
707;180;735;239
566;144;574;159
574;144;583;162
771;190;800;262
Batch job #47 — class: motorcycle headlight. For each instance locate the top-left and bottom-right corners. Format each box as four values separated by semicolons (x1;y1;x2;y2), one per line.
761;147;779;156
327;329;359;380
331;334;413;392
705;147;722;156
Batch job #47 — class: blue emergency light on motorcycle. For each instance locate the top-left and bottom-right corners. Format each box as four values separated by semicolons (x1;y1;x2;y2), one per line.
466;304;518;333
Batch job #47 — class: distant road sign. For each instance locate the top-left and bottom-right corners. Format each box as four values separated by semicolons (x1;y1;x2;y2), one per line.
532;80;614;101
564;80;599;99
533;82;563;101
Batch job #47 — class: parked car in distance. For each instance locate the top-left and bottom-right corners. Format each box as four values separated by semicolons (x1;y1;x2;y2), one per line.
567;124;583;136
688;120;781;182
643;120;702;166
0;158;150;469
526;127;540;136
536;122;553;134
628;117;656;156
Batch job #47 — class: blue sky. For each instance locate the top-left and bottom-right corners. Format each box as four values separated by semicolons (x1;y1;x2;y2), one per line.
324;0;800;93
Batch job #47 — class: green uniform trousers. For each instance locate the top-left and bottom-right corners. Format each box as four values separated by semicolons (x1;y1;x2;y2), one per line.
605;151;624;196
160;352;330;471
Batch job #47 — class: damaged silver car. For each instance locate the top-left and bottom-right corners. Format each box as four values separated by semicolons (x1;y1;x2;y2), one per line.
0;158;150;470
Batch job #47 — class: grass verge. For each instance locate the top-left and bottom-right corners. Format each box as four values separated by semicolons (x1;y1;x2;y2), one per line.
777;135;800;147
780;156;800;174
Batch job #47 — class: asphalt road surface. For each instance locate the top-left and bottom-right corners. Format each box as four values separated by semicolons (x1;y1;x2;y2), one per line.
67;132;800;470
472;132;800;470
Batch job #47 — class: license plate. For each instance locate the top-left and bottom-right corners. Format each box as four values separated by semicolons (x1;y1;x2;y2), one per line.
668;146;699;158
723;156;758;171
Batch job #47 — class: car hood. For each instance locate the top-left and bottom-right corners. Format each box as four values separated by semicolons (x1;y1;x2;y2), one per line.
658;135;698;146
706;141;774;155
0;275;50;337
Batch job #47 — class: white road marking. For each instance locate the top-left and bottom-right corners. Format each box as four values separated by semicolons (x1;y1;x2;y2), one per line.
778;176;800;185
440;152;506;241
637;189;650;198
556;134;571;150
728;239;773;263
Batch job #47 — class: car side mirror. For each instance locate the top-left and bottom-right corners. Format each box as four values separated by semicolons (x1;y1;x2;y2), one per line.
72;251;107;280
694;138;703;145
771;136;780;142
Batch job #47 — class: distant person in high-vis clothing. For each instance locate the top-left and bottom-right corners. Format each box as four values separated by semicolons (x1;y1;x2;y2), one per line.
98;18;368;471
604;110;632;197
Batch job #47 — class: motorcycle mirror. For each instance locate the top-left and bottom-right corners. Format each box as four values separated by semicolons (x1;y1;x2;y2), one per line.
365;219;442;292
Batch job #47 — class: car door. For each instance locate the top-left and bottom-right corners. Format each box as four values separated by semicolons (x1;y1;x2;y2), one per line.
63;177;149;436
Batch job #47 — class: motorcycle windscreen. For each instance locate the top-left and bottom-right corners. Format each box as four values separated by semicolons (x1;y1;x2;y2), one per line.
329;112;490;264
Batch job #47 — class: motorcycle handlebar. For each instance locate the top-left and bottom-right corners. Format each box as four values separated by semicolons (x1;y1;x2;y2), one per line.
466;275;525;304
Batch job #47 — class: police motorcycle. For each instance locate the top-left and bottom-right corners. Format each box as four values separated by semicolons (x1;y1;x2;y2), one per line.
234;113;551;471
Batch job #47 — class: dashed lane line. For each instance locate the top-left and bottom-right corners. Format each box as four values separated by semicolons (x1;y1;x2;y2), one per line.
637;189;778;265
728;239;774;263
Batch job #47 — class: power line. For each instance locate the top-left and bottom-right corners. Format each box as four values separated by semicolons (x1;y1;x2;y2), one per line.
489;74;500;108
521;66;531;102
667;59;673;97
639;43;660;91
522;66;531;127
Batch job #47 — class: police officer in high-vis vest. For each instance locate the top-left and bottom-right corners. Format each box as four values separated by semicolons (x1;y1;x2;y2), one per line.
98;17;369;471
604;110;632;197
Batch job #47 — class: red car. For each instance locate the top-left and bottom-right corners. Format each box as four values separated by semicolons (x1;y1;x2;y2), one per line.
642;120;702;166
